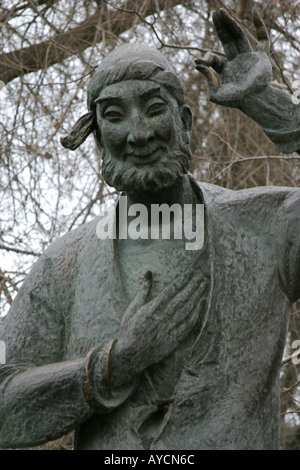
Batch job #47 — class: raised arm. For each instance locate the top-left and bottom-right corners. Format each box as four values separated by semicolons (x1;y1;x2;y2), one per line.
195;8;300;154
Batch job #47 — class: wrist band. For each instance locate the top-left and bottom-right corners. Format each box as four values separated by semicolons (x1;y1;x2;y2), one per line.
102;338;117;390
84;345;103;409
84;338;117;410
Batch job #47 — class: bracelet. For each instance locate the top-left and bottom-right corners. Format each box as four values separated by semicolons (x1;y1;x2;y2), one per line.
102;338;117;390
84;345;102;409
84;338;117;410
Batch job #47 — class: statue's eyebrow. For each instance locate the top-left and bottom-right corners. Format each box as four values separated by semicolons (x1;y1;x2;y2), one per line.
139;84;161;100
94;83;161;105
94;95;122;105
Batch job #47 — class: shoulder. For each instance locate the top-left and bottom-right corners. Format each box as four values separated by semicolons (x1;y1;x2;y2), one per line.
195;179;300;218
26;215;107;283
44;214;107;257
198;181;300;207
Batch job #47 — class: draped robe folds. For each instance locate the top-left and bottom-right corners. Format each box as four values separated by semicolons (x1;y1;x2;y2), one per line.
1;174;300;450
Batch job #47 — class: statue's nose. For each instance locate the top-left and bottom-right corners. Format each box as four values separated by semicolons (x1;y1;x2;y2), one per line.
127;115;154;146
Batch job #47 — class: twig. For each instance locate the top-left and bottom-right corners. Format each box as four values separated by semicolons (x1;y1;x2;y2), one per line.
103;0;225;57
281;349;300;366
0;244;41;257
208;154;300;183
207;131;300;182
281;380;300;393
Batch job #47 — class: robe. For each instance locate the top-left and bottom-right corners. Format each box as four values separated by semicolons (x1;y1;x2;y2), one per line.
1;175;300;449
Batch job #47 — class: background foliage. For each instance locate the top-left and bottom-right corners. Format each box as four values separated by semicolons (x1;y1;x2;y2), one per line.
1;0;300;449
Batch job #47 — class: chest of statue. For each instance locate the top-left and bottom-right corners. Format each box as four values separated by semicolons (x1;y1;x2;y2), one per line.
116;237;199;302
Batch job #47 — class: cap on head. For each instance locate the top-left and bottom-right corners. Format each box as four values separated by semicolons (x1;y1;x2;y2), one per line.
61;44;186;150
87;44;186;110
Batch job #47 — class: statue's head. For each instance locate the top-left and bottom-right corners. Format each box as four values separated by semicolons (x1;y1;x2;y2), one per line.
61;44;193;193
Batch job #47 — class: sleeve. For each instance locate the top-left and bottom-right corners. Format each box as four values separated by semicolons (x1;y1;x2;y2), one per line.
0;254;65;367
0;255;84;448
241;84;300;154
0;251;134;449
278;189;300;303
263;127;300;155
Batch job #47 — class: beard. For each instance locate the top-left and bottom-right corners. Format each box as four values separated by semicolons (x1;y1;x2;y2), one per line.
101;136;192;193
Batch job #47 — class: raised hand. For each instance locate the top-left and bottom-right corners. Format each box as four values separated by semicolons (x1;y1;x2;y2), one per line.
195;8;273;108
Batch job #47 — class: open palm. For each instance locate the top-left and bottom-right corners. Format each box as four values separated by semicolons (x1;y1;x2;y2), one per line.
195;9;273;108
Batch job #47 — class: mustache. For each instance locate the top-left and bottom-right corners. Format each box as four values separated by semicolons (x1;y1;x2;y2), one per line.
101;137;191;193
125;145;163;158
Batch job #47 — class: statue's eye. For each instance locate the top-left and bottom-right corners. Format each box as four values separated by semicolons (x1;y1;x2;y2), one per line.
103;107;124;122
146;100;166;117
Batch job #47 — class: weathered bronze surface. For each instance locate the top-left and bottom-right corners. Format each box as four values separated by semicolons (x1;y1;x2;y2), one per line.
1;10;300;449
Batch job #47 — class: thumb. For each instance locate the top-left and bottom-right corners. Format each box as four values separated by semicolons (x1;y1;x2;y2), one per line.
195;62;219;98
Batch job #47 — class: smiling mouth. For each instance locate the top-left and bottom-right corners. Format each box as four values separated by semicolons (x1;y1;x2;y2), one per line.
125;147;162;165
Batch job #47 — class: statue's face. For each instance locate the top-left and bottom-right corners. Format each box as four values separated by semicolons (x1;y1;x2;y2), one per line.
95;79;192;193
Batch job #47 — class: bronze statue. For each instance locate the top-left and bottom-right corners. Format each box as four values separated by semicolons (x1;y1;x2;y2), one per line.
0;10;299;450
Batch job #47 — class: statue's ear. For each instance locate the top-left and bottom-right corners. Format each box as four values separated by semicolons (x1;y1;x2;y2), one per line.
60;111;96;150
180;105;193;134
93;127;103;151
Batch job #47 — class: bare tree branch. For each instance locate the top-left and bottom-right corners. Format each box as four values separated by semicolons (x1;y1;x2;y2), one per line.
0;0;183;84
0;244;41;257
0;0;56;24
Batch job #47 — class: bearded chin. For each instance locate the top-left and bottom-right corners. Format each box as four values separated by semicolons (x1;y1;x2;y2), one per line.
101;140;192;193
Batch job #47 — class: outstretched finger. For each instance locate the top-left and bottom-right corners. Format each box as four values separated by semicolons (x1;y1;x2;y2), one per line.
195;63;219;95
252;8;270;53
195;52;227;75
213;9;252;60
